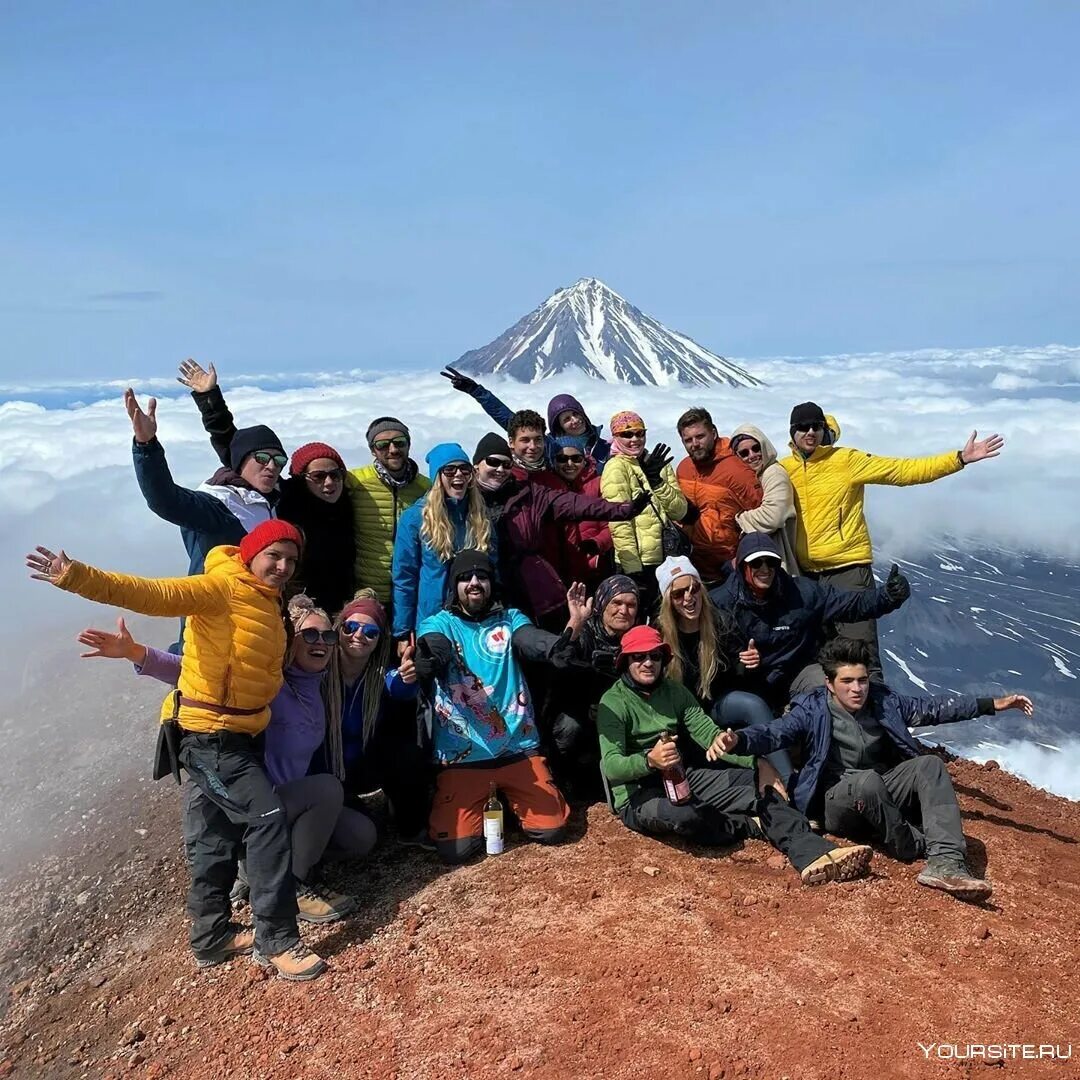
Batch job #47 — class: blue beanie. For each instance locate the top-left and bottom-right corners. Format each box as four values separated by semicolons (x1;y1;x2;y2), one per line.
552;433;588;453
425;442;471;477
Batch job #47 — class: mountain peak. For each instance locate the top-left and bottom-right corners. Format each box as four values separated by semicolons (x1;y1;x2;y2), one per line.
455;279;761;388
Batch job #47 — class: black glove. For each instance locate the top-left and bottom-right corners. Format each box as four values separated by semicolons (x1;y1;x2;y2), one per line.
547;628;576;669
883;563;911;605
413;633;454;682
629;489;652;515
579;538;601;556
640;443;673;487
439;366;479;394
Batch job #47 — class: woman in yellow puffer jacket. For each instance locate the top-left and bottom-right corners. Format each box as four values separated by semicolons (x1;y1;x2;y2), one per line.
26;519;326;983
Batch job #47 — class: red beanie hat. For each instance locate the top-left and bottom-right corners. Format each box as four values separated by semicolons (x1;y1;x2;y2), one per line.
239;519;304;566
290;442;345;476
616;625;672;669
339;592;388;632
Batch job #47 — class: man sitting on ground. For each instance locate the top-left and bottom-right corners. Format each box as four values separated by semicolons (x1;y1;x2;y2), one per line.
596;625;873;886
715;638;1033;901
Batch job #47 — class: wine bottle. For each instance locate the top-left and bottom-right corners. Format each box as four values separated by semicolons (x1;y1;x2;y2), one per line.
483;782;504;855
659;732;691;805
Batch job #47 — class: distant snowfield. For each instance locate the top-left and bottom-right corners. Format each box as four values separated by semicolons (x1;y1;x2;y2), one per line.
1;343;1077;801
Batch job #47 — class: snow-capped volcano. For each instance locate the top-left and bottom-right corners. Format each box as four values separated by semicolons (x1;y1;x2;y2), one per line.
455;278;760;387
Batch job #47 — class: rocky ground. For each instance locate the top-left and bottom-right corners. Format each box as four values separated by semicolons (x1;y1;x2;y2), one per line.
0;755;1078;1080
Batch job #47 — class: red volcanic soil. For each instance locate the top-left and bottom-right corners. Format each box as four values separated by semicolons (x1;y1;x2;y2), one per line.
1;757;1078;1079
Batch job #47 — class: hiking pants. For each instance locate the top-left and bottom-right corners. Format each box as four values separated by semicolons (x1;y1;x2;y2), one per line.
179;732;299;960
806;563;883;682
822;755;966;863
620;765;833;873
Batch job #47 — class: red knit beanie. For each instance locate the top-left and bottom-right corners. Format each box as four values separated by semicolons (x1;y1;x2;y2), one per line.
339;593;388;632
290;442;345;476
239;519;304;566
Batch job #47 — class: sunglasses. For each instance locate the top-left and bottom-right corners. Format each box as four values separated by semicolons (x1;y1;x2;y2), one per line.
671;582;701;600
342;620;382;639
735;443;762;459
614;429;646;439
484;456;513;470
252;451;288;468
555;453;584;464
794;423;824;434
298;628;338;645
626;649;667;664
373;436;410;451
304;468;344;484
458;570;492;583
442;463;473;477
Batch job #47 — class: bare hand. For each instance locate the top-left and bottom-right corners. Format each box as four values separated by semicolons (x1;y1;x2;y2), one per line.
397;644;417;685
646;735;681;771
705;728;740;761
26;545;71;583
739;638;760;669
77;617;146;664
993;693;1033;717
961;430;1004;464
565;581;594;635
124;388;157;444
756;758;789;801
176;358;218;393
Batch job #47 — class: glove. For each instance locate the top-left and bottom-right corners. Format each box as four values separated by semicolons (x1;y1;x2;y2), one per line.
438;366;479;394
629;489;652;515
641;443;673;487
547;628;576;669
579;538;601;556
883;563;911;605
413;633;454;681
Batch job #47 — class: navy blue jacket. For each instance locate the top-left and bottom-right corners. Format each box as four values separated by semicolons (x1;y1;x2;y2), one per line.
709;568;903;708
733;685;993;814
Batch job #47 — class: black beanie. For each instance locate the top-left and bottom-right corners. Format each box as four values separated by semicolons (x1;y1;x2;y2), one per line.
229;424;286;472
473;432;513;464
789;402;826;432
448;548;494;582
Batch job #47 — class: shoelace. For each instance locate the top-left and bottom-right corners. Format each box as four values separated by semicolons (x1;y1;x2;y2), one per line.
287;943;315;962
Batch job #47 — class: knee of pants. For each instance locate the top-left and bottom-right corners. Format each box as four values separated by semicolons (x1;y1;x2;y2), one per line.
436;835;484;865
523;824;566;846
852;770;890;803
715;691;774;730
912;754;948;778
551;712;586;753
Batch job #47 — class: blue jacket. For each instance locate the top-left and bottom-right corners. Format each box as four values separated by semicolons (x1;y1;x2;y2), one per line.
468;386;611;471
733;685;993;814
132;438;260;575
709;567;902;708
391;493;497;637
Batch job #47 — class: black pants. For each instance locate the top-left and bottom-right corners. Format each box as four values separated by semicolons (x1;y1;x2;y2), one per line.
620;765;833;873
806;563;882;682
822;756;966;863
180;732;300;959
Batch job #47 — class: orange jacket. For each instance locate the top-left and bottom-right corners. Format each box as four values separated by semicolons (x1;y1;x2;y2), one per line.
676;440;763;580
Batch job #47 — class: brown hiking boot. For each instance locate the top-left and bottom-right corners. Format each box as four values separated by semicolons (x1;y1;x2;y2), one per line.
917;859;993;902
254;943;328;981
295;879;357;924
194;925;255;968
800;844;874;886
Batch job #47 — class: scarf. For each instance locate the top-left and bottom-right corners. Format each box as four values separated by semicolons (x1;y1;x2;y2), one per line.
374;458;418;489
584;574;641;650
513;453;545;473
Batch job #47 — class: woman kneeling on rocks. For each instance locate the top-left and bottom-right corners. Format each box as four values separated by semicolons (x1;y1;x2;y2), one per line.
27;520;326;982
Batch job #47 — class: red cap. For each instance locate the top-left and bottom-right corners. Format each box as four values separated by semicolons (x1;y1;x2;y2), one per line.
617;625;672;668
290;442;345;477
239;519;304;566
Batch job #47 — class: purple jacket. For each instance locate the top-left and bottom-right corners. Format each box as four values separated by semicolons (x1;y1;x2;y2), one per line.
482;471;637;617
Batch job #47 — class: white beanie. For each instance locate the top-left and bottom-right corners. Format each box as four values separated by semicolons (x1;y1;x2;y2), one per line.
655;556;702;597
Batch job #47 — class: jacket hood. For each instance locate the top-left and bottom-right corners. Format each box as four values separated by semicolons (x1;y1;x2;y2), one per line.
788;413;841;455
547;394;588;432
204;544;281;599
730;423;778;471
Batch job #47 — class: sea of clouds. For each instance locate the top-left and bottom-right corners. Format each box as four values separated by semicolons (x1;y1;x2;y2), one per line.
1;343;1077;802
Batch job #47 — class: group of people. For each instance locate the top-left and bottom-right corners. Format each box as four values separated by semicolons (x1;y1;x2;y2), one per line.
25;359;1034;985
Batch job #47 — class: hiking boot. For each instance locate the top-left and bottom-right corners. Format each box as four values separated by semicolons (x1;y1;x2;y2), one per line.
398;829;437;852
800;844;874;886
253;943;327;982
295;879;357;924
917;859;992;902
194;925;255;968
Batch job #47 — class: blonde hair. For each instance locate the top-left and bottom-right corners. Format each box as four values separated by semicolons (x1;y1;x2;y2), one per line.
420;478;492;563
285;594;331;665
323;589;392;780
656;584;727;700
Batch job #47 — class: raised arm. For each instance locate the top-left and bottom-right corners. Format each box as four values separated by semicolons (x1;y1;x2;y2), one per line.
818;564;911;623
842;433;1004;488
439;367;515;430
176;359;233;466
544;486;649;523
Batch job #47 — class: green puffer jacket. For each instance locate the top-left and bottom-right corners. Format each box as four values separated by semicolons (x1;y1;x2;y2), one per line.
346;465;431;602
600;454;687;573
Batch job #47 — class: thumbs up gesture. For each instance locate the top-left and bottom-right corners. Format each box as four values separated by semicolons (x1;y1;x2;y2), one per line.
739;638;760;669
884;563;911;605
398;635;417;684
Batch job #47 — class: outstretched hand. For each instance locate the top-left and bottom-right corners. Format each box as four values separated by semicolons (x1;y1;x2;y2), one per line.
439;366;479;393
706;728;740;762
176;358;218;394
641;443;673;484
77;617;145;664
26;545;71;583
565;581;594;636
993;693;1034;717
124;388;157;444
961;430;1004;464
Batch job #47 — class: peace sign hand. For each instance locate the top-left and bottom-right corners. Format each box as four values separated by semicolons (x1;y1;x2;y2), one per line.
26;546;71;584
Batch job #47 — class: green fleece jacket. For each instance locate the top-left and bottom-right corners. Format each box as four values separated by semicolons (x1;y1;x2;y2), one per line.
597;676;755;810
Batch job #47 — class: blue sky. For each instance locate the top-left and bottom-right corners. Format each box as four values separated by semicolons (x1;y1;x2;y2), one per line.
2;1;1078;381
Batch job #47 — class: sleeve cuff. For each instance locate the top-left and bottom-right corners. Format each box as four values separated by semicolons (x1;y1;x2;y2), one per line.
976;696;995;715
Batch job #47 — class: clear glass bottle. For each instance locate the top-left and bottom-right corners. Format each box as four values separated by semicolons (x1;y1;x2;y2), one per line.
483;782;504;855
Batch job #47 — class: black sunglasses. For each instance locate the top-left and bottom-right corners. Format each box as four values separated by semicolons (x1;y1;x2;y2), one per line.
555;452;584;464
298;628;338;645
304;468;345;483
373;436;410;451
794;423;824;434
484;456;513;470
626;649;667;664
735;443;761;459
